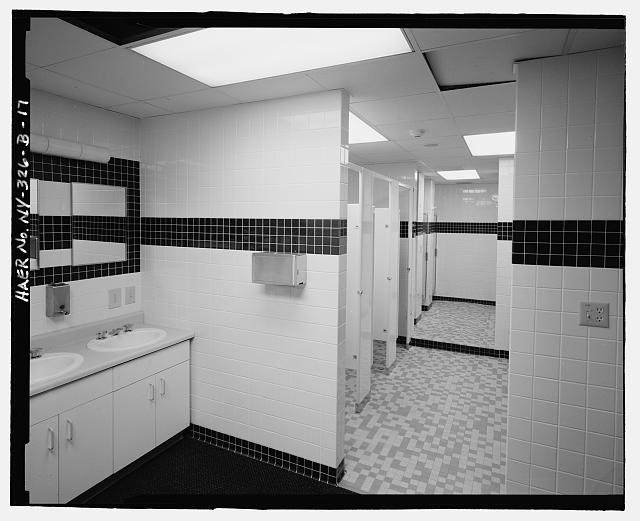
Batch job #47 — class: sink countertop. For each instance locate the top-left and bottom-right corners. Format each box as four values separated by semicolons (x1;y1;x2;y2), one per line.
30;314;194;397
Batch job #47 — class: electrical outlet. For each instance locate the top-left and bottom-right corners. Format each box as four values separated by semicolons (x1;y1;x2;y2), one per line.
579;302;610;328
108;288;122;309
124;286;136;305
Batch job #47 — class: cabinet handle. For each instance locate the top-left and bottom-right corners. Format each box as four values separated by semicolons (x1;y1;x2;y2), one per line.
160;378;166;396
47;428;54;451
148;383;155;401
65;420;73;442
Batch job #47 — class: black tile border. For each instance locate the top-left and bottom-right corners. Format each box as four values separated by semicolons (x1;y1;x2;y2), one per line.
410;338;509;359
189;424;345;485
142;217;347;255
400;221;428;238
73;216;127;243
422;303;432;312
512;220;624;269
433;295;496;306
29;153;140;287
432;222;498;234
498;221;513;241
38;215;71;250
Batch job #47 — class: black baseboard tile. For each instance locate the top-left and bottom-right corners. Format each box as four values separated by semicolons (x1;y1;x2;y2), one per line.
422;303;432;311
433;295;496;306
189;424;345;485
396;336;408;346
409;338;509;359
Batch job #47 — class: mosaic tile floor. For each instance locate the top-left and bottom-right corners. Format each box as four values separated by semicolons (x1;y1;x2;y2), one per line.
414;301;496;349
341;346;508;494
372;340;387;372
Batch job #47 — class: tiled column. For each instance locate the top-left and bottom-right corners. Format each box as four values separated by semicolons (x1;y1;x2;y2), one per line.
496;158;514;350
507;47;624;495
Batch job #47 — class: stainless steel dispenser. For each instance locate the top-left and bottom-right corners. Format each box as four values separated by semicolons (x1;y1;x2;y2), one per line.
252;252;307;286
46;282;71;317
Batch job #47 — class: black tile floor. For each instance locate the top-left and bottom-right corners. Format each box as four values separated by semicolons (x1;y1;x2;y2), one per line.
82;436;354;506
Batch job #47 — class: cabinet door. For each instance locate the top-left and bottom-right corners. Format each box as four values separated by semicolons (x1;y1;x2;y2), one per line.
113;375;156;472
58;393;113;503
156;361;190;446
25;416;59;504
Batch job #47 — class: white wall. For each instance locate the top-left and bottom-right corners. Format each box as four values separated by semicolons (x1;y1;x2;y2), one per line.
434;183;498;301
506;47;624;495
140;90;348;469
29;90;142;336
496;158;514;350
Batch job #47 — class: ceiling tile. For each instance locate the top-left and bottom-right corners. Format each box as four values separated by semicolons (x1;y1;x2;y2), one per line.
375;117;460;140
351;92;449;126
307;52;438;103
359;162;421;181
454;112;515;135
409;28;532;51
145;88;240;113
395;135;467;150
46;47;208;100
26;18;116;67
349;141;417;163
106;101;171;118
569;29;625;53
217;72;325;103
426;29;569;85
443;82;516;117
27;67;136;108
399;145;471;161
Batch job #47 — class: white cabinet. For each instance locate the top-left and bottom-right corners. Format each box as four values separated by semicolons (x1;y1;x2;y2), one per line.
114;376;156;472
25;416;59;504
113;360;190;471
156;362;190;446
58;394;113;503
27;340;190;504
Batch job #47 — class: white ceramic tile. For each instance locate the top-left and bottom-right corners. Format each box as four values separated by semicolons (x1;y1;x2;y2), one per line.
533;376;558;403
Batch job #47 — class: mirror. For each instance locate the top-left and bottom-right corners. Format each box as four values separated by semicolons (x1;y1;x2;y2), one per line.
29;179;72;270
71;183;126;266
29;181;127;270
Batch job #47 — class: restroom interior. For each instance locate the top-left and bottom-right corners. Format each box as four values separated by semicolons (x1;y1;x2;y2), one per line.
18;14;625;504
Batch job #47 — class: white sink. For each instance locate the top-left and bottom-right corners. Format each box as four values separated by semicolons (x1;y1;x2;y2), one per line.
31;352;84;385
87;328;167;352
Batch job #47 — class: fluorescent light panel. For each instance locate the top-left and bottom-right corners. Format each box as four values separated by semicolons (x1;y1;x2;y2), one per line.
437;169;479;181
132;28;411;87
349;112;387;144
464;131;515;156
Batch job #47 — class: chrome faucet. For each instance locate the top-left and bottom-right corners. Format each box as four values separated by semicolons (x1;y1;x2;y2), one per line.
108;327;124;336
30;348;43;359
96;330;108;340
123;323;134;332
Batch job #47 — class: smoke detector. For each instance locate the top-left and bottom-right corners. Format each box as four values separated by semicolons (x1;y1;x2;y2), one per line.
409;129;426;138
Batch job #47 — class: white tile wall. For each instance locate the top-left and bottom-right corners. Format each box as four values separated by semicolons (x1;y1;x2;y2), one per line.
140;90;348;468
434;183;498;222
30;273;142;336
507;47;624;495
513;47;624;221
30;90;141;336
31;89;140;161
435;234;497;301
434;182;498;301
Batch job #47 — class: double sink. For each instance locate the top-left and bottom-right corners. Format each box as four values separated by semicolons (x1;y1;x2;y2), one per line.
30;327;167;387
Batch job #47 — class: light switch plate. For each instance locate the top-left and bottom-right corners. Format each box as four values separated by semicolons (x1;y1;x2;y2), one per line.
108;288;122;309
579;302;610;328
124;286;135;305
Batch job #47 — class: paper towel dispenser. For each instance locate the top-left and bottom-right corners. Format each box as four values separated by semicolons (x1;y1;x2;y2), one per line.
252;252;307;286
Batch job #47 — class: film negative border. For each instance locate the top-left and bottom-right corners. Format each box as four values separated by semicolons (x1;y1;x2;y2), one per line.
189;424;345;485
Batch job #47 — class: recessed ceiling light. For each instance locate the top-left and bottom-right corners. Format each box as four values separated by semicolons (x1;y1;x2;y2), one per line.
132;28;411;87
463;131;515;156
349;112;387;144
437;169;479;181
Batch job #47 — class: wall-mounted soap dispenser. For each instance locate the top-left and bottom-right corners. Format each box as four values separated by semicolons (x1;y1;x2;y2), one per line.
46;282;70;317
